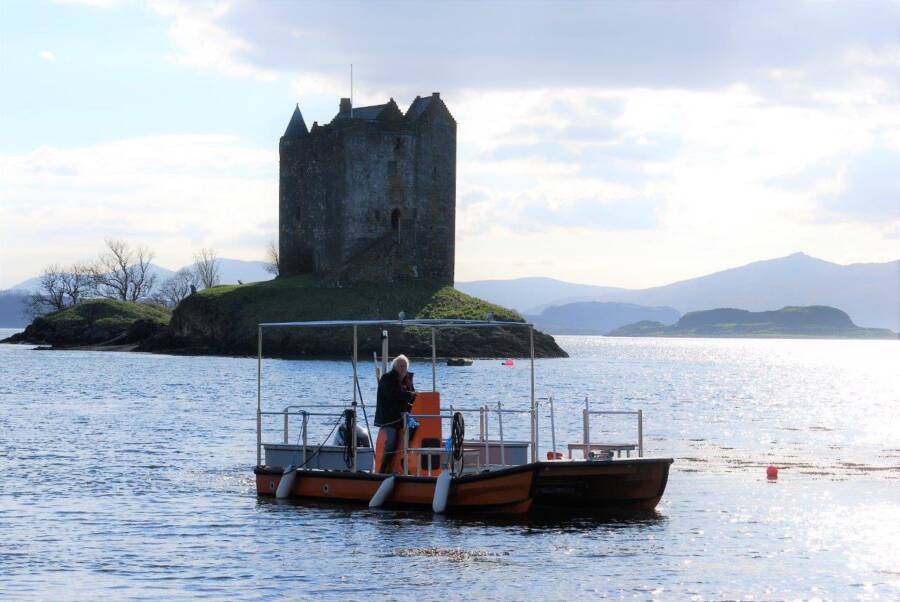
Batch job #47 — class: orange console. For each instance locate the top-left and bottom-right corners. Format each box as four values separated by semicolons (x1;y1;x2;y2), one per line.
374;391;445;475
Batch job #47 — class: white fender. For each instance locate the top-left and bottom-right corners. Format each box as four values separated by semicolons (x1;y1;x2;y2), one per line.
432;471;452;513
276;466;297;499
369;475;395;508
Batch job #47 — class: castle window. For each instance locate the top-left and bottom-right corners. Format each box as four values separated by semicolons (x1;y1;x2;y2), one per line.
388;161;397;177
394;137;403;151
391;209;401;231
296;206;302;221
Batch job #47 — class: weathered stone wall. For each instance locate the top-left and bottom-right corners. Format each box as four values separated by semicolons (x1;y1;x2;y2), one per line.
411;101;456;284
279;125;346;276
279;94;456;284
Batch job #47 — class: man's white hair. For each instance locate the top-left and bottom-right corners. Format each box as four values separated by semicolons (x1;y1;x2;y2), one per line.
391;354;410;370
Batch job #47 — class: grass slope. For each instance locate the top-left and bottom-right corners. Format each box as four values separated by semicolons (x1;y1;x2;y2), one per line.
6;299;171;346
167;276;566;358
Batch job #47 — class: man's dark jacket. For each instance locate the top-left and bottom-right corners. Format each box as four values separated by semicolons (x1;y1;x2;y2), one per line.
375;369;415;427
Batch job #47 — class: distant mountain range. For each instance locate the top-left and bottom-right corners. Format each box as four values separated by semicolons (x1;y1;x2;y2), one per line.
455;277;626;315
0;289;30;327
9;258;273;294
607;306;897;339
525;302;680;335
457;253;900;331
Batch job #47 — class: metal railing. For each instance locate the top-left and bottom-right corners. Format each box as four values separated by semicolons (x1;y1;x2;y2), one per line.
257;394;645;473
581;395;643;458
258;403;366;470
400;409;469;476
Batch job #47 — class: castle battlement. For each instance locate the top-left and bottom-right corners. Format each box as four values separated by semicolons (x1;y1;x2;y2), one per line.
278;93;456;285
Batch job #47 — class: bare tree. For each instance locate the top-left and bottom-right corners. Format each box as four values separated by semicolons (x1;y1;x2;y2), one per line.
60;262;91;306
264;240;279;276
90;239;157;302
129;244;157;301
25;265;67;317
154;268;198;308
193;248;220;289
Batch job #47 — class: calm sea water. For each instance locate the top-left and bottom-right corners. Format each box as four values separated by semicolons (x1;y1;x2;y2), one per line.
1;329;898;600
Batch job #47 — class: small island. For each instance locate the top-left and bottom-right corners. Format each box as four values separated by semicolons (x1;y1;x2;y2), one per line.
4;277;568;358
607;306;897;339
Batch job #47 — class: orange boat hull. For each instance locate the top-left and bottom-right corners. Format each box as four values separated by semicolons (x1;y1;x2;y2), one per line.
256;464;536;515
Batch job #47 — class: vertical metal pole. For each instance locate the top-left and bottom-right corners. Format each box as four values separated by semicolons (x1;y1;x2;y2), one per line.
283;412;288;444
352;325;359;471
352;325;358;406
302;412;308;466
583;396;590;444
381;329;389;376
351;408;358;472
483;405;490;466
638;409;644;458
256;326;262;467
479;406;485;441
583;409;590;459
529;326;536;463
498;402;506;466
431;327;437;392
549;396;557;453
402;412;410;476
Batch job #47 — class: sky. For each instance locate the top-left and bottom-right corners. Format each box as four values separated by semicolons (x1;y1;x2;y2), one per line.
1;0;898;290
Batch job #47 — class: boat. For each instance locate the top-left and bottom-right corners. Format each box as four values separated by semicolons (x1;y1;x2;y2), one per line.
252;318;673;516
446;357;473;366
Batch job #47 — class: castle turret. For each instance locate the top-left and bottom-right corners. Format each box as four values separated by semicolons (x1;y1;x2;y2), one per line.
282;104;309;138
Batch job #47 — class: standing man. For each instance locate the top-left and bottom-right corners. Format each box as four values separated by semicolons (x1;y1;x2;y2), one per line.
375;354;417;474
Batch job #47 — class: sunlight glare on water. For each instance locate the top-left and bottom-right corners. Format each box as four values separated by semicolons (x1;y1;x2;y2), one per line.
1;330;898;600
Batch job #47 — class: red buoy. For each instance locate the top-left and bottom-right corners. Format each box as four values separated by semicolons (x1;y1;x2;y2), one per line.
766;465;778;480
502;359;514;366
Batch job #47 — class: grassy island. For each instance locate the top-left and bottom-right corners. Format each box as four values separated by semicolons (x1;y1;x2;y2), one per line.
153;276;567;358
3;277;568;357
607;306;897;339
4;299;171;347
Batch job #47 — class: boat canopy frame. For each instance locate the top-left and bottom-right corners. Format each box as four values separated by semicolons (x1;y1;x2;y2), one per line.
255;318;537;468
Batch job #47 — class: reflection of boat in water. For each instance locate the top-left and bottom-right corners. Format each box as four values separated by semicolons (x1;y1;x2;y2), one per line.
253;319;672;515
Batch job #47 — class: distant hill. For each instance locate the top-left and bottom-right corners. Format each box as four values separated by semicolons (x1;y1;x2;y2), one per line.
525;302;680;335
10;258;274;294
11;264;177;294
205;258;273;285
608;306;897;339
0;290;30;327
455;277;625;314
596;253;900;331
458;253;900;331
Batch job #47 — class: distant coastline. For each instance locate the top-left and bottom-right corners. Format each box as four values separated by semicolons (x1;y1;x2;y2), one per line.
606;306;898;340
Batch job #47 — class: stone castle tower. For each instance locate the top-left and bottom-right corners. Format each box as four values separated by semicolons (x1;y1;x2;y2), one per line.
278;93;456;284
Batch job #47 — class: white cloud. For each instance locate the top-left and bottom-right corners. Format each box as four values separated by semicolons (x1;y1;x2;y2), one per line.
37;50;56;61
147;0;278;80
8;1;899;289
0;136;277;288
53;0;120;6
448;85;900;284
